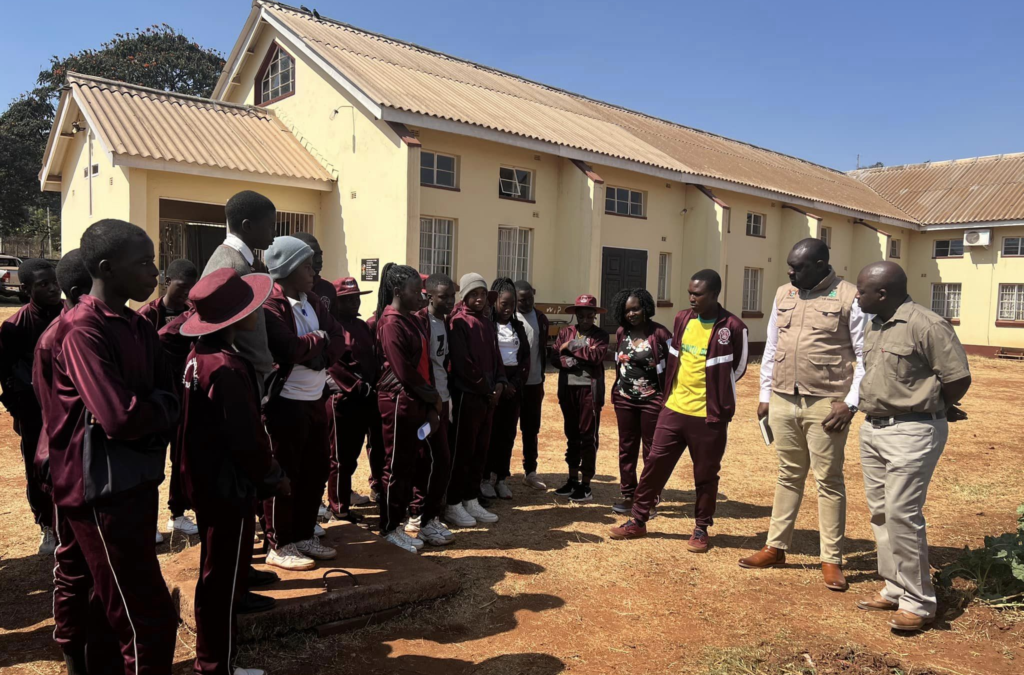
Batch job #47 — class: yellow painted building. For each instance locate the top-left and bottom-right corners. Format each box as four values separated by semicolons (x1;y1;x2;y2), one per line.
41;1;1024;355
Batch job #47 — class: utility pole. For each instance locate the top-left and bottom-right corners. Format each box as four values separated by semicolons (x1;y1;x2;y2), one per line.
856;153;860;169
47;206;52;258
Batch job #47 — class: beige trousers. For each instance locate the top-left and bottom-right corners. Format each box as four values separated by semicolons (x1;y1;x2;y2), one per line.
859;418;947;618
766;392;848;564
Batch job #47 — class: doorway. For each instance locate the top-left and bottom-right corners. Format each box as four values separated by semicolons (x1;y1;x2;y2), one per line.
600;247;648;330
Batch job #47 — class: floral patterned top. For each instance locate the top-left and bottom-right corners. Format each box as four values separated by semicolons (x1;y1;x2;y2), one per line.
616;334;660;401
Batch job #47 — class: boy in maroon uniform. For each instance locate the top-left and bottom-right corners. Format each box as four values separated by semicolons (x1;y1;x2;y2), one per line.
445;273;506;528
551;294;610;503
179;267;287;675
46;219;179;675
0;258;62;553
514;280;549;490
138;258;197;330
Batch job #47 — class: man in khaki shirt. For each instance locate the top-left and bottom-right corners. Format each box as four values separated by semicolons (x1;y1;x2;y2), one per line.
854;261;971;632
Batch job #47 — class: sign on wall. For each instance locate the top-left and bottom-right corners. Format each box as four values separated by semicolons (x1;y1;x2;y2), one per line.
361;258;379;282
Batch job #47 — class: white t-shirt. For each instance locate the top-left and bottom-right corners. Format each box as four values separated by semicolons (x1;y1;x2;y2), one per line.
497;321;520;367
281;293;329;401
427;312;450;402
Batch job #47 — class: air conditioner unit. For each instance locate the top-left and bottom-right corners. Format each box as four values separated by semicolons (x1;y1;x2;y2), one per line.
963;229;991;247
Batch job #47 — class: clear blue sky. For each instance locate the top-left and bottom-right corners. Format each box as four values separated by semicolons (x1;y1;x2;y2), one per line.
3;0;1020;171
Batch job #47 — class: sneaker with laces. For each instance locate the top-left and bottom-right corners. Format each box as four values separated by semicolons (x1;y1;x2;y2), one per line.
612;497;633;514
686;527;710;552
463;498;498;523
314;522;327;537
554;478;579;497
443;503;477;528
569;484;593;503
233;667;265;675
495;480;513;500
350;492;371;507
318;501;328;519
384;530;418;553
266;544;316;571
609;518;647;540
523;472;547;490
167;515;199;535
419;520;453;546
405;514;423;534
398;529;425;549
38;527;57;556
480;479;498;499
430;518;455;542
295;535;337;560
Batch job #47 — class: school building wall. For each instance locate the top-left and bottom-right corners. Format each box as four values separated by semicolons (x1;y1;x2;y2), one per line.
59;130;131;252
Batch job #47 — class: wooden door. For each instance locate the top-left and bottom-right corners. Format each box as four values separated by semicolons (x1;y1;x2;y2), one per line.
600;247;648;330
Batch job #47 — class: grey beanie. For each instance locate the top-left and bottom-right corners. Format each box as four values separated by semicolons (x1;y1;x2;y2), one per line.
459;272;487;300
265;236;314;280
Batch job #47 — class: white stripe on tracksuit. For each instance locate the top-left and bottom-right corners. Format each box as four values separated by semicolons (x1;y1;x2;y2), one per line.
92;508;140;675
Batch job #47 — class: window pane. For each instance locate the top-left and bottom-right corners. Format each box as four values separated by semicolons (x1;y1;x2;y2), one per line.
630;203;643;216
617;200;629;215
616;188;629;202
437;170;455;187
606;196;616;212
951;240;964;256
630;191;643;204
421;152;435;170
436;154;455;172
935;241;948;257
500;167;514;180
1004;237;1020;255
421;167;434;185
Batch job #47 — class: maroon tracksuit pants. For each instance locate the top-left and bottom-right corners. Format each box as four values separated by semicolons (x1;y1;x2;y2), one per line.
262;395;331;549
632;408;729;528
193;503;256;675
447;389;495;504
410;401;451;523
559;385;601;484
327;394;382;515
613;396;662;499
488;383;522;480
167;434;189;518
378;391;428;533
17;408;53;528
64;486;178;675
519;383;544;475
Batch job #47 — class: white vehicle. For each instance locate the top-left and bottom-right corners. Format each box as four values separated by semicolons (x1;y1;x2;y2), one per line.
0;255;22;291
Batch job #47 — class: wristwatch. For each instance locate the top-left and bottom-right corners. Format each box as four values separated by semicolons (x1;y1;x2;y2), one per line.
848;405;859;415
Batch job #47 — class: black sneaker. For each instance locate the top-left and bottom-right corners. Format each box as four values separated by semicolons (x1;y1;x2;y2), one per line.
569;484;593;503
237;591;276;614
554;479;579;497
247;566;279;588
612;497;633;514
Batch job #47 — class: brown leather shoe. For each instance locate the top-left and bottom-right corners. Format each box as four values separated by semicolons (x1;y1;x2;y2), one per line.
822;563;848;591
738;546;785;569
857;594;898;612
888;609;931;632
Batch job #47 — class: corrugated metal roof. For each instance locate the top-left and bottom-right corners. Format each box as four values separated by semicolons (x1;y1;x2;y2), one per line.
68;73;334;186
850;154;1024;225
259;1;912;222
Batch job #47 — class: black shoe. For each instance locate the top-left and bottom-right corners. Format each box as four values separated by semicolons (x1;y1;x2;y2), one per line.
237;591;276;614
478;495;493;509
247;566;279;588
569;484;593;503
554;479;579;497
331;510;364;524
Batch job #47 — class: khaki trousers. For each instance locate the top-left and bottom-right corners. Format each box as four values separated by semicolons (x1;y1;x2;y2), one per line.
859;418;947;618
766;392;848;564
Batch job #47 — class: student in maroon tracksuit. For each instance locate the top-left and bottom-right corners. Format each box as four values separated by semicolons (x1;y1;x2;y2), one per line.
178;268;287;675
445;272;506;528
551;294;610;503
611;269;749;551
45;219;180;675
484;278;531;501
374;263;440;553
514;280;549;490
293;232;335;315
324;276;378;522
609;288;672;516
138;258;197;331
261;236;347;571
0;258;62;553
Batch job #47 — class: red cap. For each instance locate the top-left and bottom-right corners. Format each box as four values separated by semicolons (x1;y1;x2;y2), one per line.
333;277;371;297
566;293;607;314
180;268;273;337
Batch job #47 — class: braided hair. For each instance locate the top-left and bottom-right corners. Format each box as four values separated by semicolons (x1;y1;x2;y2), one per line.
490;277;517;323
611;287;655;329
375;262;420;319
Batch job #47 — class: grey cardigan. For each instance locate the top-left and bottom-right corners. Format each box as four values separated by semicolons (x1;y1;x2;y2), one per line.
202;244;275;390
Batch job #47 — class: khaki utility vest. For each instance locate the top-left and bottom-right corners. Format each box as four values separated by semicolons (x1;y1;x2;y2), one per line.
770;270;857;399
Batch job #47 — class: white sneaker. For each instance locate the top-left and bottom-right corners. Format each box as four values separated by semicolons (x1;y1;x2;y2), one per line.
431;518;455;542
295;535;337;560
443;503;477;528
480;479;498;499
38;527;57;556
318;501;328;519
463;498;498;523
524;471;547;490
405;514;422;534
167;515;199;536
233;668;265;675
350;492;371;506
313;523;326;537
266;543;316;571
420;519;454;546
398;529;424;549
384;530;418;553
155;530;165;544
495;480;513;500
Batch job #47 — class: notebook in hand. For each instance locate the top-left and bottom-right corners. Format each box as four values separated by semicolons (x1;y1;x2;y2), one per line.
759;416;774;446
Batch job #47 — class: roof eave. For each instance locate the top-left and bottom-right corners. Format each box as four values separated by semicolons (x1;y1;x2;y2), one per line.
111;154;334;192
212;3;264;100
919;220;1024;232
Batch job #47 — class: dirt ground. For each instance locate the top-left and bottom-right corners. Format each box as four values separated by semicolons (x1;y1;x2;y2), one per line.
1;303;1022;674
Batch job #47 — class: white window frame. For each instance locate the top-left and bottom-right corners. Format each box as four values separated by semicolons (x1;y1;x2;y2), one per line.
998;284;1024;322
746;212;766;237
890;238;902;259
930;283;961;320
933;238;964;258
742;267;763;313
1002;237;1023;257
657;253;670;301
605;185;646;218
258;44;295;104
819;226;832;249
419;216;455;277
420;150;458;189
496;226;532;281
498;166;534;201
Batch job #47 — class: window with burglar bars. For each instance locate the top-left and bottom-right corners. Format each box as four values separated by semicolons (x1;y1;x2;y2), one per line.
420;216;454;276
252;211;314;263
890;238;902;259
497;226;531;281
421;151;457;188
819;226;832;249
498;166;533;201
998;284;1024;322
742;268;763;312
931;283;961;319
605;186;645;217
657;253;670;301
258;45;295;104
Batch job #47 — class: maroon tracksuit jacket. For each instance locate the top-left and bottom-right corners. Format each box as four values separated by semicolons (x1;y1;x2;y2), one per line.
551;324;609;483
179;341;277;675
488;316;531;480
137;296;190;331
408;308;452;523
312;276;335;314
45;295;179;675
157;308;197;517
518;309;549;475
376;305;439;532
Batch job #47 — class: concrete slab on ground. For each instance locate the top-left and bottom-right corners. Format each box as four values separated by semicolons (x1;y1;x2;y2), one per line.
164;520;460;640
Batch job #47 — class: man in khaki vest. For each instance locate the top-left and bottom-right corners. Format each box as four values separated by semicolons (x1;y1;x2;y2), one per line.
739;238;865;592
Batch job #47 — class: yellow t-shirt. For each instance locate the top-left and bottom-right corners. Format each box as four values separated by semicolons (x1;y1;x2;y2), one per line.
666;317;716;417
